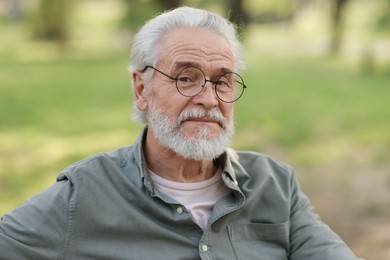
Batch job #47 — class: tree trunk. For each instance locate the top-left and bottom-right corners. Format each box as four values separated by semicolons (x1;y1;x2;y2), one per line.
157;0;182;10
227;0;249;37
330;0;349;54
35;0;72;49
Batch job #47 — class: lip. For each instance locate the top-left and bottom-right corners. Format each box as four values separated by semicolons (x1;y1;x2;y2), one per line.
186;117;218;123
183;117;225;129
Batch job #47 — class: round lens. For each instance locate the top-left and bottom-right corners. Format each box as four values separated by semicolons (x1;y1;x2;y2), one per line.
176;67;205;97
215;72;245;103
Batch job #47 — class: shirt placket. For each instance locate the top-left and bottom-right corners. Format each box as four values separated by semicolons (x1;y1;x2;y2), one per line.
198;171;245;260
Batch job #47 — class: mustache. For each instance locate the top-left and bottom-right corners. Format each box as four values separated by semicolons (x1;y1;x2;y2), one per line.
177;108;227;129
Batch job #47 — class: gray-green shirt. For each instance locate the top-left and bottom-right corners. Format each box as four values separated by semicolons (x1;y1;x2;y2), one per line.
0;130;358;259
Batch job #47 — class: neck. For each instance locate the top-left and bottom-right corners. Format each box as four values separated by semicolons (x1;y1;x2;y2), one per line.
143;128;218;183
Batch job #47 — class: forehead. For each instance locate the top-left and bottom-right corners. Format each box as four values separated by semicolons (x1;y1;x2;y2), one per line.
158;27;234;72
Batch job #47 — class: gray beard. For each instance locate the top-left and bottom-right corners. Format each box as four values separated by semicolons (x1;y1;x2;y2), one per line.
146;102;234;161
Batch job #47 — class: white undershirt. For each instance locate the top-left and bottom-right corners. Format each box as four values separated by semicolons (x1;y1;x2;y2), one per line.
150;169;230;230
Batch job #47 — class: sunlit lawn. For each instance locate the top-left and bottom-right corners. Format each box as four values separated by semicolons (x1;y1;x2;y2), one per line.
1;18;390;260
0;54;142;211
1;37;389;211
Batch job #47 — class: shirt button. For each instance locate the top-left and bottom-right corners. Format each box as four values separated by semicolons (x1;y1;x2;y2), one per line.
176;207;184;214
201;244;208;252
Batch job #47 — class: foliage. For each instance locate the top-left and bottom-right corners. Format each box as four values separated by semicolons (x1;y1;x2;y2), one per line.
376;0;390;32
120;0;164;31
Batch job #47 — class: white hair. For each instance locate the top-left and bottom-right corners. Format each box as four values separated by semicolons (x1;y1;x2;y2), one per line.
128;6;245;124
147;102;235;161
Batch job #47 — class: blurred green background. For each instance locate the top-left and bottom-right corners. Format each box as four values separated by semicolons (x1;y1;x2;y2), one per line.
0;0;389;259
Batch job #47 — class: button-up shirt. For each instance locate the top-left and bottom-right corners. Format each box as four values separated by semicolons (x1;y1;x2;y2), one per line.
0;130;358;259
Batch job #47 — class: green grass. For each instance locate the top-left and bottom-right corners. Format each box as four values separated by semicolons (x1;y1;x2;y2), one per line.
1;48;388;213
0;54;144;212
235;54;390;149
1;57;132;133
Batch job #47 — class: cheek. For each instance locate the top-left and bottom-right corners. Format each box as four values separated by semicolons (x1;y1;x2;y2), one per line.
152;94;190;120
221;104;234;119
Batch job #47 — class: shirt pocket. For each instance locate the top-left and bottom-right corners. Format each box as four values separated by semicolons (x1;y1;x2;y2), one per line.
228;222;289;260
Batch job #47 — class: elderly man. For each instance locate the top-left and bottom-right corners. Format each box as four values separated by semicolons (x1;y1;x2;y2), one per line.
0;6;358;260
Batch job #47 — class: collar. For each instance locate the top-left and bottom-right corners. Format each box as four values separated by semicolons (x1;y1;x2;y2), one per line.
132;128;154;193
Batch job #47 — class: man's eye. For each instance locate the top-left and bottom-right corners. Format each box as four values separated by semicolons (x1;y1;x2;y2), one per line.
178;76;192;82
215;80;228;86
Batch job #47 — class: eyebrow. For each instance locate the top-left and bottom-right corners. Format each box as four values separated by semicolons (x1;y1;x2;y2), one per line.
174;61;201;71
220;67;233;74
173;61;234;74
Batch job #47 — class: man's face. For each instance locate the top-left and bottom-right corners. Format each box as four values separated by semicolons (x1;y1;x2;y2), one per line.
141;28;236;160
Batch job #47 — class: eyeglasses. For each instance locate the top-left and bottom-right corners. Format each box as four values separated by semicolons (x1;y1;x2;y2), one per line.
141;66;247;103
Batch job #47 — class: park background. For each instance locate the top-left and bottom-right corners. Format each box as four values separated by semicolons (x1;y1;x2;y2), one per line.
0;0;389;259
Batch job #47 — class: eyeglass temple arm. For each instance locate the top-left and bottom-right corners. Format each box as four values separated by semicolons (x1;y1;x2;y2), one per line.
140;66;177;81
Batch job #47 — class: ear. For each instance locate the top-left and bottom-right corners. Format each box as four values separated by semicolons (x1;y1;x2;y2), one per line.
132;70;148;111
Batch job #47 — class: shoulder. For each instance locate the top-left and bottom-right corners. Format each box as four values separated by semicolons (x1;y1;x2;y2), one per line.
226;148;296;191
228;148;293;176
57;145;137;183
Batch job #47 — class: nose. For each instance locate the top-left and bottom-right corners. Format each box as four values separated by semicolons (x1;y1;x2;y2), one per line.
192;81;219;109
